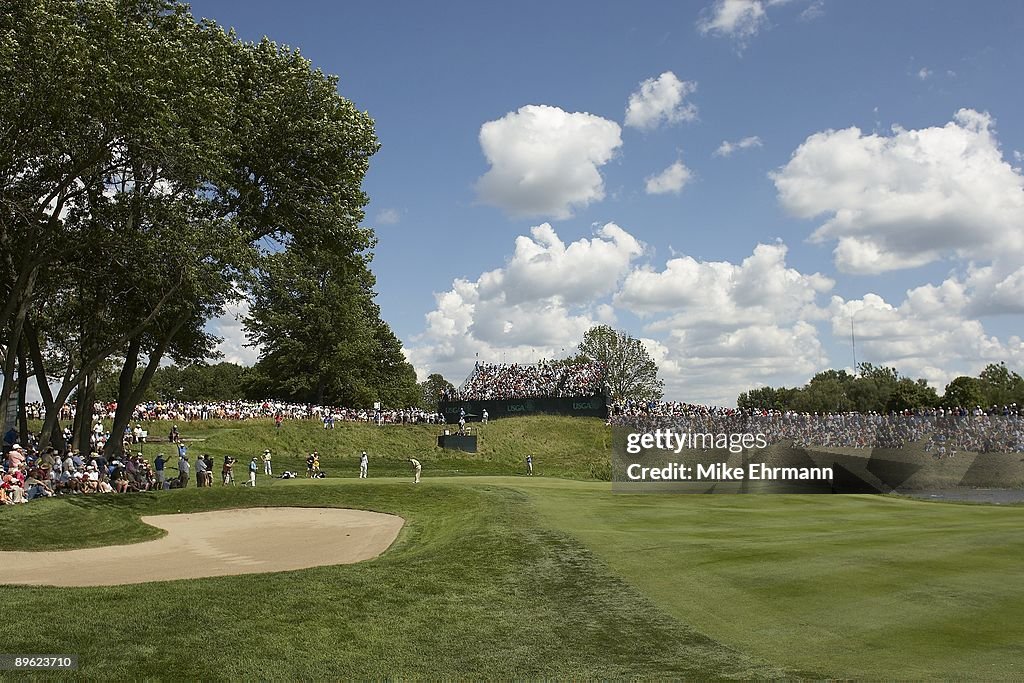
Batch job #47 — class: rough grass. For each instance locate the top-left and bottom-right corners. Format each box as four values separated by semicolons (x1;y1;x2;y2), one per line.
0;479;785;680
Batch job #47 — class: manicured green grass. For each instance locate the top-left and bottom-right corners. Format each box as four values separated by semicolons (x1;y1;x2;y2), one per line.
0;478;784;680
9;415;1024;678
512;479;1024;679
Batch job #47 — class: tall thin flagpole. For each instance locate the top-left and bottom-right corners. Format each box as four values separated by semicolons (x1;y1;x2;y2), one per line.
851;315;857;371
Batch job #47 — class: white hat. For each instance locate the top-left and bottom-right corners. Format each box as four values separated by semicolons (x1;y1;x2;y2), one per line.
12;443;21;450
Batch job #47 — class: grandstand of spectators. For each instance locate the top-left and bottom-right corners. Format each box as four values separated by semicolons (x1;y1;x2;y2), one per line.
609;400;1024;454
448;360;606;401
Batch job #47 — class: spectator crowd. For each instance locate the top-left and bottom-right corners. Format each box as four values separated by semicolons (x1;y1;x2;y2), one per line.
610;400;1024;454
449;360;606;401
4;399;449;505
26;400;446;427
1;441;162;505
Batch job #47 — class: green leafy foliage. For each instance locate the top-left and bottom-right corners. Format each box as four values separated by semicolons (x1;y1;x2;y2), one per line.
2;0;398;442
577;325;662;404
242;246;419;407
418;373;454;411
735;362;1024;412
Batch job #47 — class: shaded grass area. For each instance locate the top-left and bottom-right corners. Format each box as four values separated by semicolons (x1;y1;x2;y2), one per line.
0;479;786;679
33;415;611;479
515;478;1024;679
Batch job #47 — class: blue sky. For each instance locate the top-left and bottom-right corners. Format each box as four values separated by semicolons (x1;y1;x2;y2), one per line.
192;0;1024;406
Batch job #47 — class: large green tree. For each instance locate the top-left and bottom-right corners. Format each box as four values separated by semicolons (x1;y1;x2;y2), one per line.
419;373;455;412
2;0;384;452
577;325;662;404
977;362;1024;407
243;245;418;407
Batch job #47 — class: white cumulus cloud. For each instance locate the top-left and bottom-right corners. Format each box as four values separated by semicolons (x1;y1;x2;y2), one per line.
405;222;645;383
714;135;763;157
771;108;1024;274
477;222;644;306
208;298;261;367
624;71;698;130
476;105;622;219
614;242;834;404
617;242;833;324
829;287;1024;392
698;0;768;40
645;161;694;195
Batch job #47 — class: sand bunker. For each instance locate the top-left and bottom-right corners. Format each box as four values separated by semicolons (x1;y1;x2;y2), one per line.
0;507;404;587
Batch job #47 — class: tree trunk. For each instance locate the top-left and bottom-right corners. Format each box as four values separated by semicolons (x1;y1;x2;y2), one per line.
104;337;142;459
0;265;39;424
31;278;183;452
105;314;191;459
17;337;28;445
24;319;68;450
76;371;96;456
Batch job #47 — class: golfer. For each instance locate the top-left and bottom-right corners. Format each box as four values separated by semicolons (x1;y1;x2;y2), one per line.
177;453;190;488
154;452;167;489
409;458;421;484
526;454;534;476
359;451;368;479
249;457;258;487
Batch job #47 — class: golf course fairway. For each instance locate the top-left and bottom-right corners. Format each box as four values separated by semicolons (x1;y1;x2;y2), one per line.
2;476;1022;678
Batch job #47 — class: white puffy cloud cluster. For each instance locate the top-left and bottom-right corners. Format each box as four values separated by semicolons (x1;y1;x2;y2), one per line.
406;216;1024;405
829;285;1024;392
615;243;834;404
644;161;694;195
476;222;644;306
407;226;838;406
772;109;1024;275
405;223;644;381
616;242;832;320
475;105;622;220
624;72;698;130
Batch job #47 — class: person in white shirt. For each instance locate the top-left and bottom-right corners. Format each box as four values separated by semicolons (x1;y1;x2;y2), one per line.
359;451;368;479
409;458;421;484
178;454;190;488
195;455;207;488
262;449;273;476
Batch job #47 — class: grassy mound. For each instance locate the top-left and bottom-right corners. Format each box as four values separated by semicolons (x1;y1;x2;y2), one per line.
73;415;613;479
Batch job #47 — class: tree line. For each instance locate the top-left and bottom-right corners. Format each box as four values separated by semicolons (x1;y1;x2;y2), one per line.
737;362;1024;413
1;0;417;454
